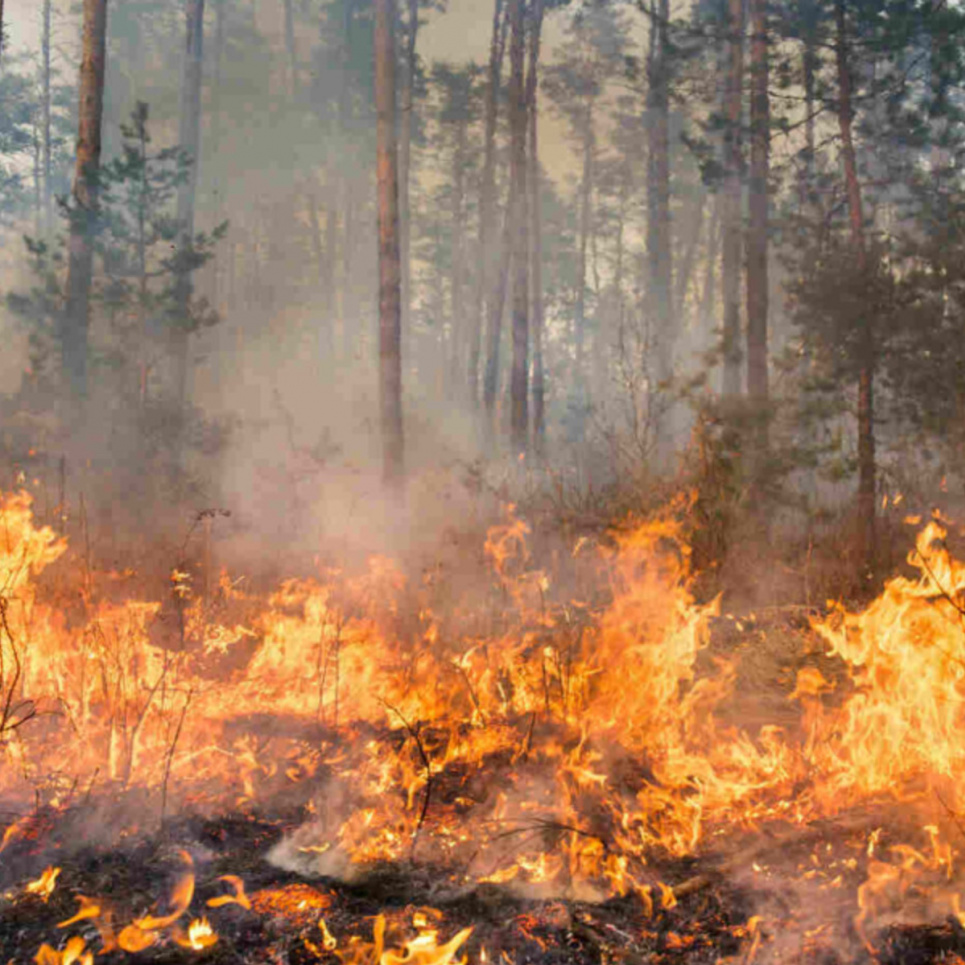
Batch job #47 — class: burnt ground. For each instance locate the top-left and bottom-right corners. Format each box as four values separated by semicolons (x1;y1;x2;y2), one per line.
1;800;964;965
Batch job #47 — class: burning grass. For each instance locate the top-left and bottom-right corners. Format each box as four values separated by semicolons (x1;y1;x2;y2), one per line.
3;490;965;960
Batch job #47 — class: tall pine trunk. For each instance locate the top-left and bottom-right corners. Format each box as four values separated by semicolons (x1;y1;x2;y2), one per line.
63;0;108;399
283;0;298;96
647;0;673;439
476;0;508;410
42;0;53;235
527;0;545;455
448;115;469;398
834;0;875;570
721;0;744;398
508;0;529;455
574;98;594;427
800;0;818;205
746;0;768;402
483;209;512;417
375;0;404;485
173;0;205;406
399;0;419;340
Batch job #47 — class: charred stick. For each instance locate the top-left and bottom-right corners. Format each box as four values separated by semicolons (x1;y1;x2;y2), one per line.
379;698;433;858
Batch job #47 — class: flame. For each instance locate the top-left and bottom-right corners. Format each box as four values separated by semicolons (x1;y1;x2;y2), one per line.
207;874;251;910
319;917;338;951
173;917;218;950
336;914;472;965
34;937;92;965
57;896;101;928
133;851;195;931
26;866;61;901
16;487;965;948
804;519;965;803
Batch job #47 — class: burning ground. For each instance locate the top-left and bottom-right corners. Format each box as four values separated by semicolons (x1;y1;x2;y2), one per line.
3;491;965;962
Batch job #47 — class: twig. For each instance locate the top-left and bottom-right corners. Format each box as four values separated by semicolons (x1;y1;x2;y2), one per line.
160;688;194;828
379;698;432;858
934;789;965;845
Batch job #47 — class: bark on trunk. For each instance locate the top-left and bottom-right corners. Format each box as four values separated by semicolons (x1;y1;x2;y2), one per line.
63;0;108;400
527;0;545;455
746;0;768;402
801;1;817;197
473;0;508;408
721;0;744;398
647;0;673;402
448;115;468;398
674;190;706;312
399;0;418;342
483;210;512;417
508;0;529;455
42;0;53;235
834;0;875;570
375;0;405;485
574;99;594;418
173;0;205;406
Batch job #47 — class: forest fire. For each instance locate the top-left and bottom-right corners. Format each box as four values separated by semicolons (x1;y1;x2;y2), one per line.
1;489;965;962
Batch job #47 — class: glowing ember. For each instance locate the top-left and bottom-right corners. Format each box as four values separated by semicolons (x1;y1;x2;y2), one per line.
250;883;334;925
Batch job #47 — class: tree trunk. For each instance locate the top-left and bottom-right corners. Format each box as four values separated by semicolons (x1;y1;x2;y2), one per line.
42;0;53;236
283;0;298;97
483;209;512;418
574;99;594;424
173;0;205;406
834;0;875;570
375;0;404;485
473;0;507;407
63;0;108;400
208;0;226;317
0;0;6;63
721;0;744;398
399;0;419;343
674;190;706;312
746;0;768;402
527;0;545;455
647;0;673;418
448;115;469;398
801;0;817;199
508;0;529;455
701;200;720;329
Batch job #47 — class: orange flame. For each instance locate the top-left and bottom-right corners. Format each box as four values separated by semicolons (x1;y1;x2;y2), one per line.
25;867;60;901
